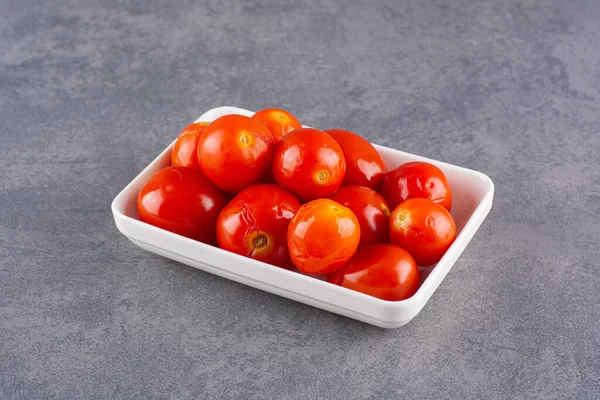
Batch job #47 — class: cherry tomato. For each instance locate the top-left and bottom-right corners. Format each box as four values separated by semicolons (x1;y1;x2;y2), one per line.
216;184;301;269
382;161;452;211
252;108;302;142
197;114;274;194
327;244;420;301
325;129;387;190
287;198;360;274
273;128;346;202
137;166;227;245
170;122;209;169
329;186;391;245
389;198;456;266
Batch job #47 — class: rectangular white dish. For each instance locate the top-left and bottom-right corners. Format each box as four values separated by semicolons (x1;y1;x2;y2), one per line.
111;106;494;328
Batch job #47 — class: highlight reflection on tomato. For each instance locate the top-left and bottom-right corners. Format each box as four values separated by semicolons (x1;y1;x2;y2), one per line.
197;114;274;194
329;186;391;245
273;128;346;202
287;198;360;274
327;244;420;301
216;184;301;269
382;161;452;210
325;129;387;190
137;166;227;245
171;122;210;169
252;108;302;142
389;198;456;266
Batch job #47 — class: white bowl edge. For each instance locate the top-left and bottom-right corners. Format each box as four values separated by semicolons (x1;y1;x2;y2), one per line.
110;106;495;328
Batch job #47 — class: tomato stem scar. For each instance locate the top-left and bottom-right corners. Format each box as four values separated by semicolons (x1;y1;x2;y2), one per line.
240;134;250;145
381;204;390;216
253;234;268;249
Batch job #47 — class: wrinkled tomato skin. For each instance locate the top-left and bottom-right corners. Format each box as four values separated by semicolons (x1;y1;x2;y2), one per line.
170;122;210;169
329;186;391;245
137;166;227;245
325;129;387;191
287;198;360;275
197;114;274;194
389;198;456;266
252;108;302;142
326;244;420;301
382;161;452;211
273;128;346;202
216;184;301;269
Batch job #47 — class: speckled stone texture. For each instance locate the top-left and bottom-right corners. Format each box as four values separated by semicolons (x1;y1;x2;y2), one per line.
1;0;599;398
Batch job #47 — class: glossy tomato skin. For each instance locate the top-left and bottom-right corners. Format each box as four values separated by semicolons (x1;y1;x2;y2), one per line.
216;184;301;269
326;244;420;301
287;198;360;274
197;114;274;194
389;198;456;266
137;166;227;245
382;161;452;211
329;186;391;245
171;122;210;169
273;128;346;202
325;129;387;190
251;108;302;142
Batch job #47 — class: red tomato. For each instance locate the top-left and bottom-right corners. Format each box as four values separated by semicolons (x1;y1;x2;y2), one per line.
325;129;387;190
216;184;301;269
170;122;209;169
389;198;456;266
137;166;227;245
326;244;420;301
287;198;360;274
197;114;274;194
329;186;391;245
252;108;302;142
273;128;346;202
382;161;452;211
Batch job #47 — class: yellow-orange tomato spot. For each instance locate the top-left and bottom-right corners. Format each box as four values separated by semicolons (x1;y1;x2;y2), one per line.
316;170;329;183
253;234;268;249
394;210;411;231
381;204;390;216
239;132;253;146
246;231;273;257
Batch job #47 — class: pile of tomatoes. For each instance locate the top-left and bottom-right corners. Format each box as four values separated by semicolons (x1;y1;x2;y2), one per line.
137;108;456;301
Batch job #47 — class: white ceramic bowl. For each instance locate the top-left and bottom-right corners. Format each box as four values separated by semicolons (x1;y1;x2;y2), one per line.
111;106;494;328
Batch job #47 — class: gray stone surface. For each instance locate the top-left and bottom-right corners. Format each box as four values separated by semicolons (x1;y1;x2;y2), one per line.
1;0;599;398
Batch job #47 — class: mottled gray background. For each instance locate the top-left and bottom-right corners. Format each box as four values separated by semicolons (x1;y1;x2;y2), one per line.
1;0;599;398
